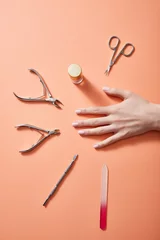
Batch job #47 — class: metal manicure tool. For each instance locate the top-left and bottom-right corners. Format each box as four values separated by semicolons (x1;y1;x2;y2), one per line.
43;154;78;206
15;124;60;153
13;68;63;108
105;36;135;75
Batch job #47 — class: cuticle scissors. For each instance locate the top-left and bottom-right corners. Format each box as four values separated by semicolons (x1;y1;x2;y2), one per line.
105;36;135;75
13;68;63;109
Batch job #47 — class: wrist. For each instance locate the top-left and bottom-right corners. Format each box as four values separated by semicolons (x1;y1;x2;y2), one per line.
148;103;160;131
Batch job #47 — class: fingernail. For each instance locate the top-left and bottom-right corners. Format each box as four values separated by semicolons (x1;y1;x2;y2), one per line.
94;144;99;149
103;86;110;91
72;122;78;127
78;130;85;135
76;109;81;114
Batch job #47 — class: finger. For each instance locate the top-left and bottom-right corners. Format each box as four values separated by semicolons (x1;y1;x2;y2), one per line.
75;106;114;115
103;86;131;99
72;116;111;127
78;125;116;136
93;132;124;148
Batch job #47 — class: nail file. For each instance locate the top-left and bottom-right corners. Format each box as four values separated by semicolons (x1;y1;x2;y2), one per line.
100;165;108;230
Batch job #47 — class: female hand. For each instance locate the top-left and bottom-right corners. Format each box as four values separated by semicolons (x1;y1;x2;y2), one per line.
72;87;160;149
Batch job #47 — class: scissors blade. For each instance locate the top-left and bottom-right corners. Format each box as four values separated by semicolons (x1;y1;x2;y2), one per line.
104;65;111;76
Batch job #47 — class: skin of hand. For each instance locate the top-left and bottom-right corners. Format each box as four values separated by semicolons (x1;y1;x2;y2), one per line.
72;87;160;149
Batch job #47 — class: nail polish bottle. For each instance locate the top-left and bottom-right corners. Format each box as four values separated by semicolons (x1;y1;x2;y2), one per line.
68;64;84;84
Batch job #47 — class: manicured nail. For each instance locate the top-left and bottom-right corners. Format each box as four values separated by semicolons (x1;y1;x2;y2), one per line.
103;86;110;91
76;109;81;114
78;130;85;135
94;144;99;149
72;122;78;127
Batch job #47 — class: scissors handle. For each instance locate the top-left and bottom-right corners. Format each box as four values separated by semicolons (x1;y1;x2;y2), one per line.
120;43;135;57
108;36;120;50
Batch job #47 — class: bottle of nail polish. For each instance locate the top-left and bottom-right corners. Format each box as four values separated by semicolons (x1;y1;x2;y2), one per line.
68;64;84;84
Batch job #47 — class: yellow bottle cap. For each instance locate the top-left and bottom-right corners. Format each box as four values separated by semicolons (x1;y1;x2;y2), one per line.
68;64;82;82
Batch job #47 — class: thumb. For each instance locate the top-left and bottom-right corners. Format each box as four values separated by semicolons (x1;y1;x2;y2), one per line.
103;86;131;99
